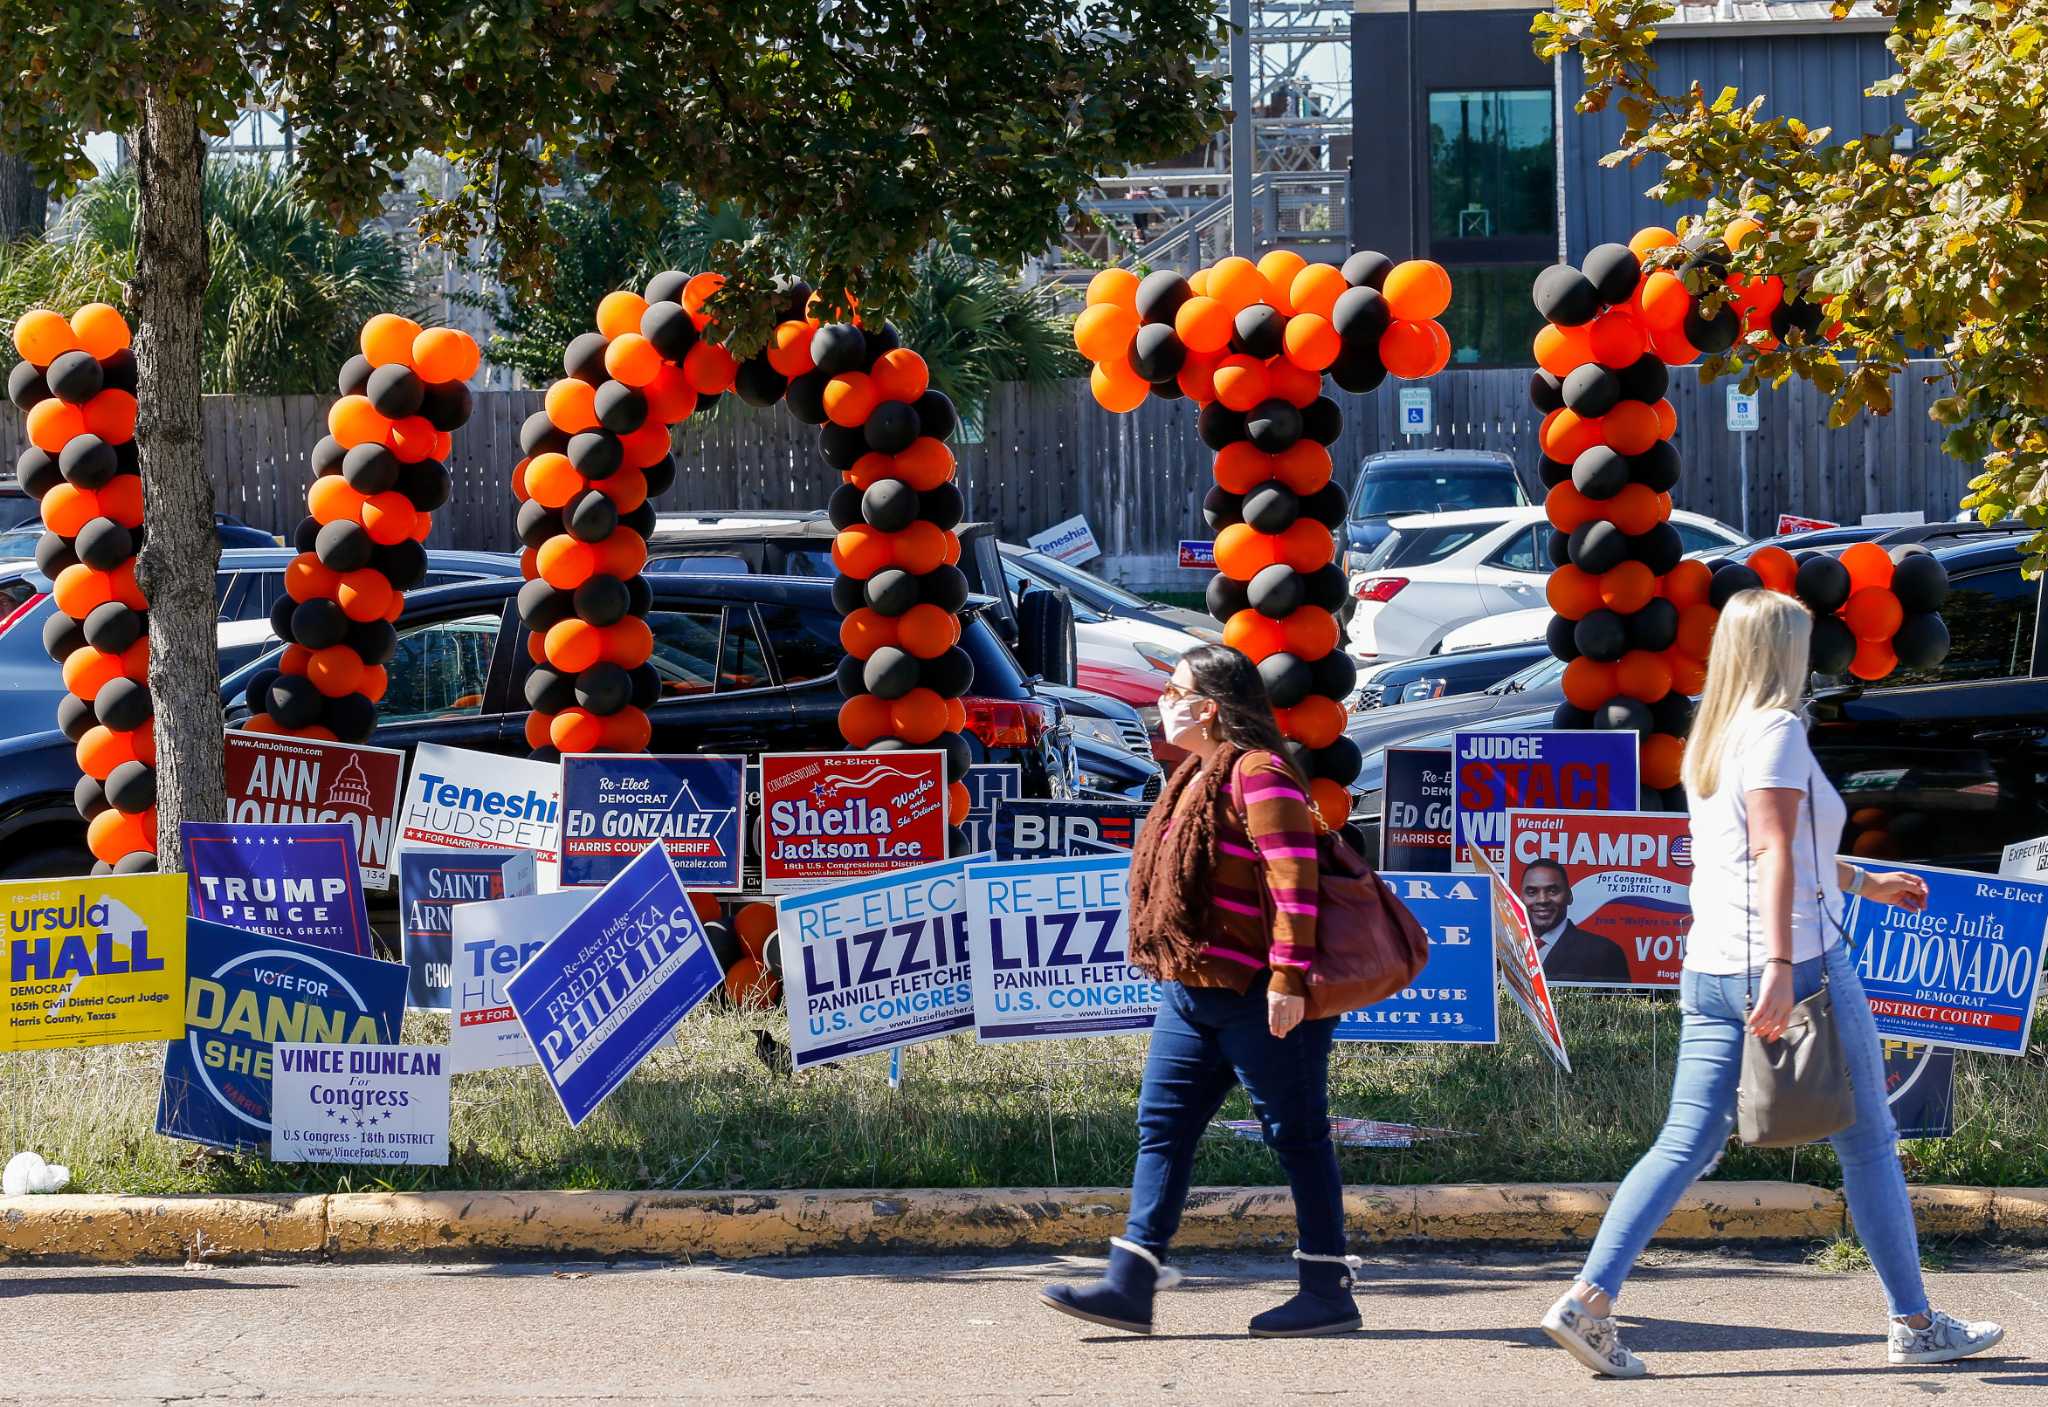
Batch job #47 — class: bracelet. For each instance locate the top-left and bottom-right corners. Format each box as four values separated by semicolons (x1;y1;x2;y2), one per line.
1764;957;1793;968
1847;866;1869;897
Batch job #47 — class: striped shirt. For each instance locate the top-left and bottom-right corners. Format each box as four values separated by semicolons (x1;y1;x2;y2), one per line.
1168;750;1321;998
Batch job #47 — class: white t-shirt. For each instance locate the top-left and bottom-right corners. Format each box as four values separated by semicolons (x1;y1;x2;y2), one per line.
1683;708;1849;975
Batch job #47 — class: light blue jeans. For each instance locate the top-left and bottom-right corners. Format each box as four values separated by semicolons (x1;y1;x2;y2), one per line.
1579;941;1929;1318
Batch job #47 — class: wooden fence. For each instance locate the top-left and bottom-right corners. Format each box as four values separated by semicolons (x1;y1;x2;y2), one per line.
1;362;1967;589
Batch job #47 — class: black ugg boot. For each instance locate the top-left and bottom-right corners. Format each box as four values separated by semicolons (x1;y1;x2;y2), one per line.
1041;1237;1181;1335
1247;1249;1364;1338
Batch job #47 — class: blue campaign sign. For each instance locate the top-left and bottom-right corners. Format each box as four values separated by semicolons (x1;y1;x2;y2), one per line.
183;822;374;956
776;855;974;1069
1336;872;1496;1044
1178;540;1216;571
956;765;1023;855
156;919;406;1152
505;842;725;1126
992;798;1149;860
559;754;746;891
1451;730;1639;873
966;854;1159;1042
399;848;537;1010
1847;863;2048;1056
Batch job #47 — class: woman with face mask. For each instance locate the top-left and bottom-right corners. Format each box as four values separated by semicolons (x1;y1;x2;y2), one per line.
1039;643;1358;1339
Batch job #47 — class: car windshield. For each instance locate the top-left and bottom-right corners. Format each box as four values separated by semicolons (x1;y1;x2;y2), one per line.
1363;522;1497;570
1352;465;1523;518
1487;656;1565;694
0;528;42;561
1017;550;1155;612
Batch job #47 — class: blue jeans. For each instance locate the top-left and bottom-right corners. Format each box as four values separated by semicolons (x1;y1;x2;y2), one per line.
1579;942;1929;1318
1123;977;1346;1259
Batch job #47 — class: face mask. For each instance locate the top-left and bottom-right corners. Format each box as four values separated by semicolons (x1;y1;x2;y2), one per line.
1159;692;1208;745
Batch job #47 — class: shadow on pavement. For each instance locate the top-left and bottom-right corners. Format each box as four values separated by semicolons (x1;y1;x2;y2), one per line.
0;1273;293;1298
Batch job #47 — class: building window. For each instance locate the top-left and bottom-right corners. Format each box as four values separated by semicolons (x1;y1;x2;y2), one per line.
1438;264;1548;367
1428;89;1554;243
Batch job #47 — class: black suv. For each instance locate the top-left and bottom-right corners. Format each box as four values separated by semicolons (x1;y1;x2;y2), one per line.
0;574;1106;878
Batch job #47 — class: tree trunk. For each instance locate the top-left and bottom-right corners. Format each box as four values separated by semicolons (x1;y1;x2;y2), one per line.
130;87;221;869
0;151;47;242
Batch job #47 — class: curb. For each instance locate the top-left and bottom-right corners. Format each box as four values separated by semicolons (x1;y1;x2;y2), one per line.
0;1183;2035;1265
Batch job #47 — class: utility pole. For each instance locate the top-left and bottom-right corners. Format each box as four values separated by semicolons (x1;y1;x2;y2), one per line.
1230;0;1254;251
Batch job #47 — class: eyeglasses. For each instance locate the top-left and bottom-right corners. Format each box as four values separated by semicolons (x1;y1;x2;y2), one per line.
1160;681;1200;703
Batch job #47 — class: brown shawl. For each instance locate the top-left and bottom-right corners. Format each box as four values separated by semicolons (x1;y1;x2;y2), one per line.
1125;746;1244;981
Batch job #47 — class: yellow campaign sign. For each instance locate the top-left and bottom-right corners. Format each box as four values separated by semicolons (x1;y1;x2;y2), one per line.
2;873;188;1050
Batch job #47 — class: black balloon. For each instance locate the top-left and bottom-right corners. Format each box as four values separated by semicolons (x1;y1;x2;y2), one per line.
346;618;398;667
521;409;569;456
919;565;970;613
1232;304;1286;359
57;691;94;740
1207;574;1250;623
1553;702;1595;730
1629;440;1681;493
374;536;428;591
1302;563;1349;614
1891;552;1949;613
641;300;699;360
1683;303;1741;354
269;592;295;646
641;456;676;498
35;531;78;579
1310;649;1357;699
1248;562;1303;618
1529;370;1563;414
1245;399;1303;454
1572;446;1629;500
16;445;62;499
398;458;452;512
1892;612;1949;670
267;674;325;729
1533;264;1601;326
58;434;117;489
1242;482;1300;534
518;577;575;631
1302;483;1347;529
291;598;350;649
784;369;830;425
1330;285;1391;347
920;482;965;530
42;608;85;665
419;380;472;432
516;500;564;551
75;773;111;822
1315;735;1364;787
94;676;152;732
810;324;867;376
830;573;865;617
1136;270;1193;323
1810;615;1857;674
834;655;866;698
100;349;137;395
338;353;374;397
1562;364;1621;417
568;429;624;480
1709;562;1764;609
864;400;920;455
8;360;49;411
325;692;376;742
1581;243;1642;305
575;662;632;714
366;362;424;419
112;850;158;875
862;478;918;533
1199;403;1248;451
1574;609;1628;662
243;669;281;719
342;443;400;494
318;518;375;571
733;357;789;408
525;665;575;714
866;568;920;617
1651;693;1694;735
563;332;611;385
1130;323;1187;382
922;646;975;698
1259;653;1312;708
1202;484;1243;531
1626;597;1679;652
1569;520;1629;575
1539;456;1572;490
105;758;155;815
1328;341;1386;394
566;489;620;543
1342;250;1393;289
74;517;132;571
1300;397;1343;446
1617;354;1670;404
1546;612;1581;662
593;380;647;434
1548;528;1572;568
573;574;630;627
812;421;864;472
913;389;957;442
1629;522;1684;576
47;348;104;405
827;481;863;531
863;647;920;700
1597;697;1654;734
1794;553;1852;613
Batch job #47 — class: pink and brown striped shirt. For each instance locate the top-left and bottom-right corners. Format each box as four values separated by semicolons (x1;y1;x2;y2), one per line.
1166;750;1321;998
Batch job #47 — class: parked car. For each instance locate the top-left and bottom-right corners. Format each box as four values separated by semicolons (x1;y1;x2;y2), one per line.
0;511;277;564
1345;535;2044;872
1346;506;1747;659
1343;450;1531;571
1349;641;1551;710
1000;543;1218;640
0;549;520;737
0;575;1161;878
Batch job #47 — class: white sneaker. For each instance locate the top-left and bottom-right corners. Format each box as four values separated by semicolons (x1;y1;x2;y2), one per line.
1888;1310;2005;1365
1541;1291;1646;1378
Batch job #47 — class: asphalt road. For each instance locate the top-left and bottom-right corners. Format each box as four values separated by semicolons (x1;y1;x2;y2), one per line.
5;1248;2047;1404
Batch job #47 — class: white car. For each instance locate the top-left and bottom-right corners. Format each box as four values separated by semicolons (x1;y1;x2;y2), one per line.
1436;606;1556;653
1345;506;1747;659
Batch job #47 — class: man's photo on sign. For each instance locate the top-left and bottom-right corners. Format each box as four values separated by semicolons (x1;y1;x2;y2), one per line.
1520;859;1630;985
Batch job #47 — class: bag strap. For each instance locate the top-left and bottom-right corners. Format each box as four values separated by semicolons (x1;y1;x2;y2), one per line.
1746;747;1857;1014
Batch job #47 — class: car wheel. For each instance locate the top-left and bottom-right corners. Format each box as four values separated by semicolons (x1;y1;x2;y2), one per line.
1;846;94;880
1016;586;1078;687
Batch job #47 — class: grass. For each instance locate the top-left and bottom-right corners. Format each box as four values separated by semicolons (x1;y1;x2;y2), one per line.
6;990;2048;1195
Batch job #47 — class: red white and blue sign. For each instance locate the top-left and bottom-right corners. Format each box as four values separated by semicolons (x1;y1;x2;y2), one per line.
991;798;1147;860
559;753;746;891
1847;862;2048;1057
1450;730;1639;872
759;752;948;892
504;842;726;1127
182;822;374;957
398;848;537;1011
1336;872;1496;1044
156;918;405;1152
1178;540;1216;570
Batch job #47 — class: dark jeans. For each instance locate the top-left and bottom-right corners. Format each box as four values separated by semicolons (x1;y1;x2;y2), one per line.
1123;976;1346;1259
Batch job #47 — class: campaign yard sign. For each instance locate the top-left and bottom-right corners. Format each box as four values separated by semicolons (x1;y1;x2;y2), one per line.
2;873;186;1051
1884;1040;1957;1141
1474;850;1570;1072
1336;872;1496;1044
271;1042;451;1166
965;853;1159;1042
398;743;561;890
991;798;1148;860
956;764;1022;855
1451;730;1639;872
776;855;974;1070
1506;810;1693;988
1380;747;1454;873
399;849;537;1010
224;732;407;888
560;754;746;891
448;890;594;1074
1999;833;2048;882
759;752;948;892
183;822;374;957
157;919;406;1152
1846;863;2048;1056
505;843;725;1126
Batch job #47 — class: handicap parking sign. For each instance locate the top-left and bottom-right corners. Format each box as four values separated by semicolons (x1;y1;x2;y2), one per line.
1398;387;1433;436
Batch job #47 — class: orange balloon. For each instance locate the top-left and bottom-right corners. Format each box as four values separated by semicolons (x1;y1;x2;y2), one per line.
1281;606;1339;660
1840;541;1895;594
411;326;480;382
119;635;148;680
525;453;584;511
947;781;972;827
1588;310;1648;369
96;475;142;528
88;807;155;864
1085;267;1141;311
892;521;948;575
597;291;651;341
1534;322;1596;378
360;663;388;700
599;617;654;669
62;646;125;701
1176;349;1223;403
1676;602;1719;660
550;707;605;754
889;688;949;744
1214;442;1277;496
1073;303;1140;363
1600;561;1656;614
1616;649;1673;703
80;389;137;444
1309;777;1351;829
945;697;967;734
1667;649;1708;696
824;371;878;427
305;644;364;697
1545;481;1600;535
545;619;604;673
1652;398;1677;440
14;308;78;366
897;603;960;659
545;378;599;433
1749;545;1797;594
1211;355;1270;413
1640;732;1684;789
307;475;363;528
598;531;649;580
682;273;725;318
383;413;435;463
537;536;598;590
39;482;95;538
1173;295;1234;354
1256;251;1308;314
1843;587;1904;642
1662;559;1712;611
683;341;737;395
361;492;416;546
1378;319;1441;379
1601;400;1660;456
1605;483;1663;536
839;694;892;747
1279;519;1335;573
600;707;652;753
1546;564;1601;620
618;421;673;471
361;313;423;367
1850;636;1899;681
523;710;552;753
1188;269;1212;297
1223;609;1287;662
1562;657;1619;712
766;321;817;377
1650;326;1699;367
1290;264;1349;321
337;570;392;622
831;524;893;579
1638;270;1690;332
596;466;650;511
1206;256;1269;314
1284;695;1347;750
52;564;115;619
1090;359;1150;413
846;451;894;491
839;608;898;659
1282;314;1341;372
1540;408;1603;463
1266;358;1323;408
25;398;85;453
1383;260;1452;321
894;438;955;492
643;363;698;423
870;348;929;403
108;558;144;610
284;554;340;604
1213;523;1280;581
1629;226;1679;260
1271;442;1334;495
604;333;663;388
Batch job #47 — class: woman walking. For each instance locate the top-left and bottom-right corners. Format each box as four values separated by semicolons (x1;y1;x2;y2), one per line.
1540;590;2003;1376
1040;643;1359;1339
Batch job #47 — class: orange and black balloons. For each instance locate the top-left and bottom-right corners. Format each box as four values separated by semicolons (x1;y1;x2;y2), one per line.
11;304;155;872
242;317;479;744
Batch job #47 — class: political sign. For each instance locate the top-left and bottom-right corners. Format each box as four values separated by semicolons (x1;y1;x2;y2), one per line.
965;853;1159;1042
448;889;593;1074
776;855;974;1069
1777;513;1839;535
224;732;406;888
1026;514;1102;565
759;752;948;892
271;1042;451;1166
398;743;561;890
1474;849;1570;1071
183;822;374;957
399;849;537;1011
1846;862;2048;1056
1451;729;1639;872
157;919;406;1152
1336;872;1496;1044
1178;540;1216;571
1506;809;1693;988
1883;1040;1957;1140
991;798;1148;861
505;843;725;1126
956;764;1023;855
560;753;746;890
1380;747;1453;873
1999;833;2048;882
2;873;186;1051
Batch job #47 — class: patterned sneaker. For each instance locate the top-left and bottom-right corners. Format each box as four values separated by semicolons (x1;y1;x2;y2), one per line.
1888;1310;2004;1365
1541;1291;1646;1378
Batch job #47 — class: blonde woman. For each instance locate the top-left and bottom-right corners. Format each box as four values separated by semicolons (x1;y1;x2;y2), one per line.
1539;590;2003;1377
